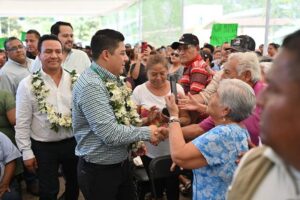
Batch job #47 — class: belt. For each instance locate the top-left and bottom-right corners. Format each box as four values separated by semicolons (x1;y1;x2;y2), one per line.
79;157;128;169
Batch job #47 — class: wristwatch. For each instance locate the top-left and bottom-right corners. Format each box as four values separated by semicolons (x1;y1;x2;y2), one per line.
169;116;180;124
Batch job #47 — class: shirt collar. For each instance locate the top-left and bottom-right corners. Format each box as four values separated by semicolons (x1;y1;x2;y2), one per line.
184;54;202;67
8;57;32;68
91;61;119;82
40;67;66;81
264;147;300;180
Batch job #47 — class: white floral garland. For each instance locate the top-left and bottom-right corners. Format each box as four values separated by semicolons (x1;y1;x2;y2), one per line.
31;70;78;132
105;78;144;152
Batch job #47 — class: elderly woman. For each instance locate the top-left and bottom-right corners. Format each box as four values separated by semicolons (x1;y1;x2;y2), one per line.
132;54;190;200
165;79;256;200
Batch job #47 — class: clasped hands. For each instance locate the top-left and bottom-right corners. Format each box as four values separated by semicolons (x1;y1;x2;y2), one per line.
149;125;168;146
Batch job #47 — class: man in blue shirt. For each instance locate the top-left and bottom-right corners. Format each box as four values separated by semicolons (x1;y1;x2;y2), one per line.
72;29;166;200
0;131;21;200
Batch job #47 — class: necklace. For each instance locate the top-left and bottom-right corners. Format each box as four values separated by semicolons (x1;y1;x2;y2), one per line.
31;69;78;132
91;64;144;152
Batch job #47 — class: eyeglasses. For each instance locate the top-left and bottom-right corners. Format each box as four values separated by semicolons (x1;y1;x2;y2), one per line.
171;53;179;57
7;45;25;52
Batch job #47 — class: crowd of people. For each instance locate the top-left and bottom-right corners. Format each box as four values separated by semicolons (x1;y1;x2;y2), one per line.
0;19;299;200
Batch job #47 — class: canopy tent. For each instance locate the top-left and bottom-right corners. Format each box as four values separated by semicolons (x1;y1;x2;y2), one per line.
0;0;137;16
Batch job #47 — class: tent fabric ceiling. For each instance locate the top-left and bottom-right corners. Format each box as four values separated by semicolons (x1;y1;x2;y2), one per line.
0;0;138;16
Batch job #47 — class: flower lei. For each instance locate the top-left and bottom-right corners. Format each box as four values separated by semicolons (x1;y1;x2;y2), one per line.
104;78;144;152
31;70;79;132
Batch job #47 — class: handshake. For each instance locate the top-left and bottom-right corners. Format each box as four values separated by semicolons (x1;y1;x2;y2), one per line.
149;125;169;146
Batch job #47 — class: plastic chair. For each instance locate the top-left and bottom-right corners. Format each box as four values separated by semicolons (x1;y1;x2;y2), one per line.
133;166;150;200
148;155;180;199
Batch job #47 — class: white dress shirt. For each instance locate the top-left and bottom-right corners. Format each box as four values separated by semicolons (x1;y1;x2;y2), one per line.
15;68;74;160
30;49;91;74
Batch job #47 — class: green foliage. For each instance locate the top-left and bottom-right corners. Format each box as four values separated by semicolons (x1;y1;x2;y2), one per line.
0;17;22;37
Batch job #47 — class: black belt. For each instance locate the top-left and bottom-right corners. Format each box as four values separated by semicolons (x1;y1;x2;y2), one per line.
31;137;75;144
79;157;128;169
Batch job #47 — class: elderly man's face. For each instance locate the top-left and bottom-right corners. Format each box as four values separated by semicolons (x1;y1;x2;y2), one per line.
178;44;199;65
222;57;239;79
257;49;300;170
222;56;252;85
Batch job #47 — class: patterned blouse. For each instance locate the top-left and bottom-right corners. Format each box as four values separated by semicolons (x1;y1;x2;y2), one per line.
191;124;249;200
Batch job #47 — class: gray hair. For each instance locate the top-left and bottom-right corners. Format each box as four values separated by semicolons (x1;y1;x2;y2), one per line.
218;79;256;122
228;52;261;83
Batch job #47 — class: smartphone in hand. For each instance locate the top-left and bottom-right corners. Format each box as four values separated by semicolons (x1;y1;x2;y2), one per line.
141;42;148;53
169;75;178;104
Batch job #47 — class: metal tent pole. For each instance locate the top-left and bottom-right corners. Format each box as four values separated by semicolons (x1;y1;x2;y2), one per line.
263;0;271;56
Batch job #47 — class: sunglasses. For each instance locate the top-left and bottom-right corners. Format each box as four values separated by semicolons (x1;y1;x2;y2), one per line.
171;53;180;57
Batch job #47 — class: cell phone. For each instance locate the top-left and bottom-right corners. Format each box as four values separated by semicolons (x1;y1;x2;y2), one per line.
169;75;178;103
161;107;170;118
141;42;148;53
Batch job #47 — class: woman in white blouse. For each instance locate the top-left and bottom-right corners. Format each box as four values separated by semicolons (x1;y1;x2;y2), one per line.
132;53;190;200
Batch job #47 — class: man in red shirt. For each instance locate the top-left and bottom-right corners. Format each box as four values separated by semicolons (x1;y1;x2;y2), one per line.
171;34;212;94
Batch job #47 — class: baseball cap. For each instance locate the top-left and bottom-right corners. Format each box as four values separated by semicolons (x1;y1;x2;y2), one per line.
226;35;256;52
171;33;199;49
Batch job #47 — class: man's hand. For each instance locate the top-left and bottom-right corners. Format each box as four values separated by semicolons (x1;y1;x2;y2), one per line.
149;125;168;146
0;182;10;198
24;157;38;173
178;93;207;113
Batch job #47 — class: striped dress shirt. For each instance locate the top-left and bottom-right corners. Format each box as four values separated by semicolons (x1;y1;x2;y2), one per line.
72;62;151;165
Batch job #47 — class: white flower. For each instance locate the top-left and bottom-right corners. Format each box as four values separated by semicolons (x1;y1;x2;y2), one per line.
31;70;76;132
32;79;42;87
104;78;143;151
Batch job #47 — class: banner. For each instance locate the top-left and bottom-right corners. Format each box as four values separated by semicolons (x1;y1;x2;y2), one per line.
0;38;7;49
20;31;27;41
210;23;238;46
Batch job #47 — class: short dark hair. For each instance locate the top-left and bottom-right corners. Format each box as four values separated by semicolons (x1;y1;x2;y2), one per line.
203;43;215;53
269;42;280;50
4;37;21;50
50;21;73;36
0;49;5;53
281;29;300;82
37;34;62;52
26;29;41;38
90;29;125;61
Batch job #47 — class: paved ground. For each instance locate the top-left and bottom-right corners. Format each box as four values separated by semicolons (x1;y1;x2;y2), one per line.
22;178;191;200
21;177;84;200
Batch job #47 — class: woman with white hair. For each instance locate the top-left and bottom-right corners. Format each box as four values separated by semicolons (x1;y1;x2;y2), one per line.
164;79;256;200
